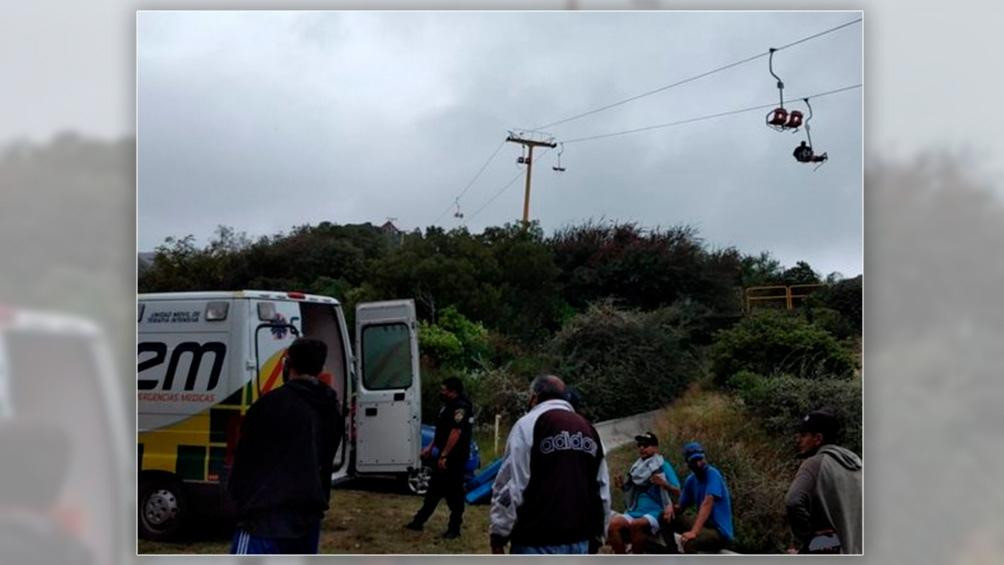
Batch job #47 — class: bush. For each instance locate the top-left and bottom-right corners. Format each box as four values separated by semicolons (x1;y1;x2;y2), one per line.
731;371;862;454
421;364;541;432
805;275;862;338
549;303;696;421
804;306;856;342
710;310;855;385
418;322;463;367
437;306;490;364
646;300;742;348
465;366;534;426
418;306;490;369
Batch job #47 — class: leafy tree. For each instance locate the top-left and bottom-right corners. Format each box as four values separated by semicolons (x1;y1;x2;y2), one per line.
805;275;862;337
549;221;742;314
417;306;490;369
739;251;784;287
781;260;821;285
710;310;855;384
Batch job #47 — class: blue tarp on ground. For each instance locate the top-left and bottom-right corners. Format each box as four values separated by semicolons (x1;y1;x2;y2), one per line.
465;456;504;504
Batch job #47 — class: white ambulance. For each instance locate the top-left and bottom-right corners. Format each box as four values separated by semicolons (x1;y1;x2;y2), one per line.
137;291;423;540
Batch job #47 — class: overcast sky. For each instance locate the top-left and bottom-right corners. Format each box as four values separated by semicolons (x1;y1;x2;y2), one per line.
136;11;862;276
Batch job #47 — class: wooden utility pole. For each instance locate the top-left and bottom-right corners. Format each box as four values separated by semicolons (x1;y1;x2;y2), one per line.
506;133;556;226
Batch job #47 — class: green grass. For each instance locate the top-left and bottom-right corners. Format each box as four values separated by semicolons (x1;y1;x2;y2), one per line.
138;537;230;554
319;482;492;553
474;423;510;464
139;480;492;554
140;386;801;555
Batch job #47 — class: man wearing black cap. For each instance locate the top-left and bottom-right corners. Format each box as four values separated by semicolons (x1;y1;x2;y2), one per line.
659;441;734;553
785;408;862;554
607;432;680;554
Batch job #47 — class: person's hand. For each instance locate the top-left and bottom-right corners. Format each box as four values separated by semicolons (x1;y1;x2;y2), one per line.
437;455;448;471
661;505;675;522
651;473;668;488
786;546;799;555
680;531;697;544
420;446;432;460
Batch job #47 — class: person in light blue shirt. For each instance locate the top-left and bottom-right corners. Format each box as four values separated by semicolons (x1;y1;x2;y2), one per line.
660;441;733;553
606;432;681;554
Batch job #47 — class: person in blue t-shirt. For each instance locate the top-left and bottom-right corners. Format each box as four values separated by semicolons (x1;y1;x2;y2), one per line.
606;432;681;554
659;441;734;553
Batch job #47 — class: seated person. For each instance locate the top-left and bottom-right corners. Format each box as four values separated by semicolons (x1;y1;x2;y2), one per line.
606;432;680;554
793;141;828;163
660;441;734;553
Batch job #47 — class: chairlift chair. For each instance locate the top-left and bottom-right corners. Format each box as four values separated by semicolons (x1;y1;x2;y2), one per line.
765;48;803;132
552;143;566;172
517;146;529;165
791;98;828;170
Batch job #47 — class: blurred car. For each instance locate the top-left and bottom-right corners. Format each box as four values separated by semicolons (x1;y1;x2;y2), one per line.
0;308;127;565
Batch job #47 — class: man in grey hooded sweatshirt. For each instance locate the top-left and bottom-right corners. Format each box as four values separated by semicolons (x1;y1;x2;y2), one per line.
785;408;863;554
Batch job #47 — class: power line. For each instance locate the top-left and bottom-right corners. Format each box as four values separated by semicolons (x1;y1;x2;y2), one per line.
773;16;862;51
432;137;508;225
562;83;862;145
468;148;555;221
534;17;862;131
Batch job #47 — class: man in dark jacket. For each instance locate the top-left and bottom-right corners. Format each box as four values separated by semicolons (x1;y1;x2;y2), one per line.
785;408;862;554
404;376;473;539
227;338;342;554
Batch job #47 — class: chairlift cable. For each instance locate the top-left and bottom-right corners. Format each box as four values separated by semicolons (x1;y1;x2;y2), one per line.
432;137;508;224
561;83;861;145
468;148;555;221
533;17;862;131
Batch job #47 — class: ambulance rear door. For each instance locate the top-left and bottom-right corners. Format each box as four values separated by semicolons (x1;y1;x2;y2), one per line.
353;300;421;474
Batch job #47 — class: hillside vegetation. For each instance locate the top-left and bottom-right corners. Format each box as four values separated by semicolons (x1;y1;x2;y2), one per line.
141;217;862;553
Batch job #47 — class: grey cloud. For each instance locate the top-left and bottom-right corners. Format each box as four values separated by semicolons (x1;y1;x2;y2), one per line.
138;11;863;278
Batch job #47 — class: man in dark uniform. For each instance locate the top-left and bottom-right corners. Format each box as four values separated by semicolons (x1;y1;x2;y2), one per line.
404;376;473;539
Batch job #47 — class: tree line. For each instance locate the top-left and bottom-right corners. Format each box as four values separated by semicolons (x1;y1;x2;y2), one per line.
139;219;845;342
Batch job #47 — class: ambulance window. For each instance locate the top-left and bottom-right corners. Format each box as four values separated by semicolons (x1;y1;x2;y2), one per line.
205;301;229;321
257;302;276;321
361;323;412;390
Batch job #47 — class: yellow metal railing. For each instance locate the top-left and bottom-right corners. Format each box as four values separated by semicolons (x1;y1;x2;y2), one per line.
744;284;824;313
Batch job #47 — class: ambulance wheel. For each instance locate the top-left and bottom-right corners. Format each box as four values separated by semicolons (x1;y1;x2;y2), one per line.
406;465;433;496
139;476;187;541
